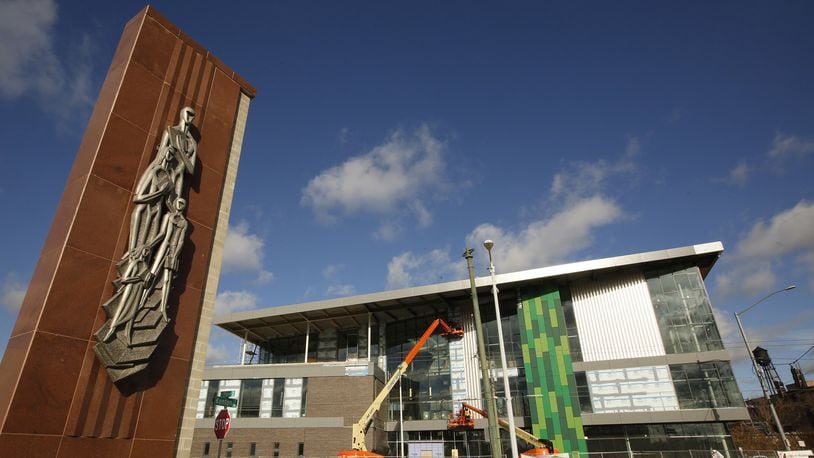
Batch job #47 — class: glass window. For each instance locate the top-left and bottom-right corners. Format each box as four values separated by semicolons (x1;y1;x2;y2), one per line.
271;378;285;417
560;285;582;362
239;379;262;418
300;378;308;417
249;442;256;457
386;314;455;421
670;362;744;409
585;423;735;453
272;442;280;458
318;328;338;362
203;380;220;418
298;442;304;457
574;371;593;413
646;266;723;354
203;442;210;457
262;335;308;364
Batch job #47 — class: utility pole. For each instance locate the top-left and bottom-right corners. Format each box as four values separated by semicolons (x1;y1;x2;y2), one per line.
464;248;503;458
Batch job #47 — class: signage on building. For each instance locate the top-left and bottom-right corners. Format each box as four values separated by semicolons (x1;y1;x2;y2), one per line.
214;409;231;439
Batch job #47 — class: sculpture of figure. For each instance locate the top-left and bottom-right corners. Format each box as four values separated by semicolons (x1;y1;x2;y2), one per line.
128;107;196;254
146;196;188;322
128;149;173;253
98;107;196;344
162;106;197;197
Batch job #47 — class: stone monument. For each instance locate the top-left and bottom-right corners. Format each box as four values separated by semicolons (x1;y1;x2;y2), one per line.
0;6;254;457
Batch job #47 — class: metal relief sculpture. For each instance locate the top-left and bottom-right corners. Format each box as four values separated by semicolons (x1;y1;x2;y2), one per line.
94;107;197;382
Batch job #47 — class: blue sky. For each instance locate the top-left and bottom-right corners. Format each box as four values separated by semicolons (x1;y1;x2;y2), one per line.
1;1;813;401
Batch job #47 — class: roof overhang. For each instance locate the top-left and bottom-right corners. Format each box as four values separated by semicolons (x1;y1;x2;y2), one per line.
215;242;723;344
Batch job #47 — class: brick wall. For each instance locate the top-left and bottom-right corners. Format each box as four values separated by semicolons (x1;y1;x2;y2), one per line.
191;374;391;456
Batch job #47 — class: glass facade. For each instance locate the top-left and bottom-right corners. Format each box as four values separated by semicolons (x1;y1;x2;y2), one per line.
584;422;735;454
478;294;529;418
646;266;724;354
574;372;593;413
479;294;524;369
586;366;679;413
492;368;529;419
257;325;380;364
670;362;744;409
386;315;454;421
238;379;262;417
560;285;583;362
197;378;308;418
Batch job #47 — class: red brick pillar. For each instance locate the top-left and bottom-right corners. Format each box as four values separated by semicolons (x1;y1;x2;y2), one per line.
0;7;254;457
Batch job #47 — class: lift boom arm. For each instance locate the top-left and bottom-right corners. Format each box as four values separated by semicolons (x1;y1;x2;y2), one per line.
460;402;555;453
345;318;462;454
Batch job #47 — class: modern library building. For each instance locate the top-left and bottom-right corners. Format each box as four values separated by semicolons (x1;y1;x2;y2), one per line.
190;242;748;457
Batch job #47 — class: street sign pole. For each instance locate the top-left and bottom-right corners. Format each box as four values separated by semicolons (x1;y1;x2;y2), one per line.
214;407;231;458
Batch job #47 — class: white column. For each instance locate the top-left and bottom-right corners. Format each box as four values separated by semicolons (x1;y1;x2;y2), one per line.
304;321;311;363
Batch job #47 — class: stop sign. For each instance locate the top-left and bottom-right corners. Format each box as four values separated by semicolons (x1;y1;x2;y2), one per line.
214;408;231;439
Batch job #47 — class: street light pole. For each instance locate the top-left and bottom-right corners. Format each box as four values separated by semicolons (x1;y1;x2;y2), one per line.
484;240;519;458
464;248;503;458
734;285;795;451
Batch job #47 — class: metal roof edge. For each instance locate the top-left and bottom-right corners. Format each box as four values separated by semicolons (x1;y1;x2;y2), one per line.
213;241;724;325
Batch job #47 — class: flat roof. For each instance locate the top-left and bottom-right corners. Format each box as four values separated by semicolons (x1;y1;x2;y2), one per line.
215;241;723;344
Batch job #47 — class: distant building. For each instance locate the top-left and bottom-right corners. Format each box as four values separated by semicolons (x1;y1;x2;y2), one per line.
191;242;748;457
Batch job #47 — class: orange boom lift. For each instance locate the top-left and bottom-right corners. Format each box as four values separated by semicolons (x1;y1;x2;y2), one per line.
337;318;464;457
448;402;558;457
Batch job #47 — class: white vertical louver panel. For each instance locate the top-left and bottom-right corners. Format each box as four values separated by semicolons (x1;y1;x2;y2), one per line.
282;378;304;418
572;271;665;361
459;310;483;410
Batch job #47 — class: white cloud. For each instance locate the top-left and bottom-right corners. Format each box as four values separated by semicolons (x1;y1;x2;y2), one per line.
0;0;59;98
715;266;777;299
1;273;27;313
715;161;750;187
322;264;342;279
205;327;240;365
371;203;431;241
321;264;356;297
338;127;350;145
768;132;814;159
550;138;638;202
466;196;624;273
625;135;641;157
385;197;624;289
714;200;814;297
710;306;752;363
302;124;447;226
387;249;466;290
411;201;433;228
223;222;264;272
385;139;634;288
254;270;274;285
326;284;356;296
373;222;402;241
0;0;95;126
734;200;814;259
222;222;274;285
214;290;258;316
205;342;231;364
